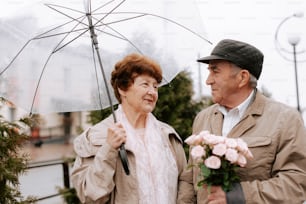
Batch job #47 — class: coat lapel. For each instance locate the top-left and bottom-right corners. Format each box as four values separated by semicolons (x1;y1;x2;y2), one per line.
196;91;265;138
211;110;223;136
228;115;256;138
210;109;257;138
227;91;265;138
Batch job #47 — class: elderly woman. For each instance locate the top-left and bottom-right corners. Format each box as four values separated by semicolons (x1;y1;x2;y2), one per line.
71;53;188;204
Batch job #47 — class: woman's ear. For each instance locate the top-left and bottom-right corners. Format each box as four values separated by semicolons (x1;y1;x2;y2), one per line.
118;88;126;98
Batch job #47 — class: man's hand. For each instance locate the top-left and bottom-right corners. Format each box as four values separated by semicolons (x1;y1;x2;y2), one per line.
207;186;227;204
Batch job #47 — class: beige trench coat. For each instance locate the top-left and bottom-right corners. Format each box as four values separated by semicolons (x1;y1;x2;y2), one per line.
71;113;187;203
177;91;306;204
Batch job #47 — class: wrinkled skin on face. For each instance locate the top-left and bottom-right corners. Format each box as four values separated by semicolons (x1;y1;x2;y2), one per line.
206;60;250;110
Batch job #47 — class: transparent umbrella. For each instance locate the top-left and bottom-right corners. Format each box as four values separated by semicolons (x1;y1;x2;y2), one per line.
0;0;211;175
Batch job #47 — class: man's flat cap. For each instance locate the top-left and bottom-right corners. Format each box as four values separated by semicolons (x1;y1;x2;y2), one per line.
197;39;264;79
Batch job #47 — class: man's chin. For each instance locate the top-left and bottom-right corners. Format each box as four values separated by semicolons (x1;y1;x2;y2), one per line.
211;96;218;104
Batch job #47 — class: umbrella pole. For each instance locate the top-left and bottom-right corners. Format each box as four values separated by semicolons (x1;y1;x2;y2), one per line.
86;13;130;175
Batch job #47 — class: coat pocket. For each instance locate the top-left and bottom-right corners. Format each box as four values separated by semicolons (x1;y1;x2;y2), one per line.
239;136;274;180
245;136;272;148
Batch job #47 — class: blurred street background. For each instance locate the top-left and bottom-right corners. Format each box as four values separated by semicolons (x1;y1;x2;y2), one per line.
19;140;75;203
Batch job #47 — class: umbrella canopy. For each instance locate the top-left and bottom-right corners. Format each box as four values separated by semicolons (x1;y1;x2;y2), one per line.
0;0;211;114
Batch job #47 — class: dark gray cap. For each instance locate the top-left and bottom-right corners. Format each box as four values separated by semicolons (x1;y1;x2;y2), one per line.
197;39;264;79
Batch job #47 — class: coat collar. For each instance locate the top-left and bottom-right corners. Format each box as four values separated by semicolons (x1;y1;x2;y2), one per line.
158;121;183;143
212;90;266;138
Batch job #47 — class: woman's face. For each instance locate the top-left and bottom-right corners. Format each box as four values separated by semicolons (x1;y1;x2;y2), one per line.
119;74;159;114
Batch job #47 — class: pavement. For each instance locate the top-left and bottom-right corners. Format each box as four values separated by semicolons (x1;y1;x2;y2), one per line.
18;139;77;204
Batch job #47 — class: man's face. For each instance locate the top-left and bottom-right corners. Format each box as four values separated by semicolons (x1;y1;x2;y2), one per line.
206;60;241;108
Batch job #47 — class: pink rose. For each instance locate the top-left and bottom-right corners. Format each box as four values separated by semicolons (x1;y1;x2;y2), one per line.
199;130;211;137
203;134;224;145
225;138;237;148
191;145;205;159
185;134;203;145
237;154;247;167
184;134;196;145
225;148;238;163
204;155;221;169
236;138;248;153
193;134;204;145
212;143;227;156
236;138;254;159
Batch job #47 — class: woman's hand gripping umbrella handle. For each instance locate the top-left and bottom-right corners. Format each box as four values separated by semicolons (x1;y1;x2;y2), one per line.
107;116;130;176
107;121;130;175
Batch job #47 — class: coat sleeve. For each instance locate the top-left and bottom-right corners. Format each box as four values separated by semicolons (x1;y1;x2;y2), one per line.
177;162;197;203
177;146;197;204
240;110;306;204
70;127;118;203
177;111;210;204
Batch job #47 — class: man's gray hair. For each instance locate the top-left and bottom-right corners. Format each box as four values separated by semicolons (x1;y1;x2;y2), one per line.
230;62;257;88
249;74;257;88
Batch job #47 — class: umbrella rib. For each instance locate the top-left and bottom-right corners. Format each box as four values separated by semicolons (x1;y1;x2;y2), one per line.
0;40;31;75
39;2;125;52
43;0;141;47
45;3;85;15
90;43;105;112
36;14;89;53
94;12;146;27
36;1;211;48
44;4;89;28
44;0;125;33
34;9;88;40
34;11;89;53
138;12;212;44
33;27;88;40
29;53;53;115
52;19;89;53
45;2;210;45
92;0;126;27
95;25;142;54
45;0;116;16
41;5;145;53
53;29;89;53
33;2;211;55
89;14;143;53
35;5;92;42
98;11;212;44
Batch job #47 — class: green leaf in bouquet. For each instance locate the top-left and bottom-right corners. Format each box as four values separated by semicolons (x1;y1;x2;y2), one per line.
200;163;211;178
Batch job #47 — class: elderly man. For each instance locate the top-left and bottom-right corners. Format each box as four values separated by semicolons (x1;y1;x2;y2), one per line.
177;39;306;204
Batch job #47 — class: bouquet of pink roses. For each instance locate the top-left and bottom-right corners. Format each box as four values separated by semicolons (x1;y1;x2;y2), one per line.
185;130;253;192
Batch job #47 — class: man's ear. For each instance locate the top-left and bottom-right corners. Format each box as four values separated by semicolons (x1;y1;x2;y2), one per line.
238;70;250;88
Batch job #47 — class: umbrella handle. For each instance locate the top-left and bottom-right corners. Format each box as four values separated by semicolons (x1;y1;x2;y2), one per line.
119;144;130;175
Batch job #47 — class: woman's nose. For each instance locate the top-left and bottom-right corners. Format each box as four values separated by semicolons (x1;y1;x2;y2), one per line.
147;86;157;95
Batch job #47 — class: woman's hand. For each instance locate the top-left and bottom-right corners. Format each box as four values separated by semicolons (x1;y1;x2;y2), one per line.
107;123;127;149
